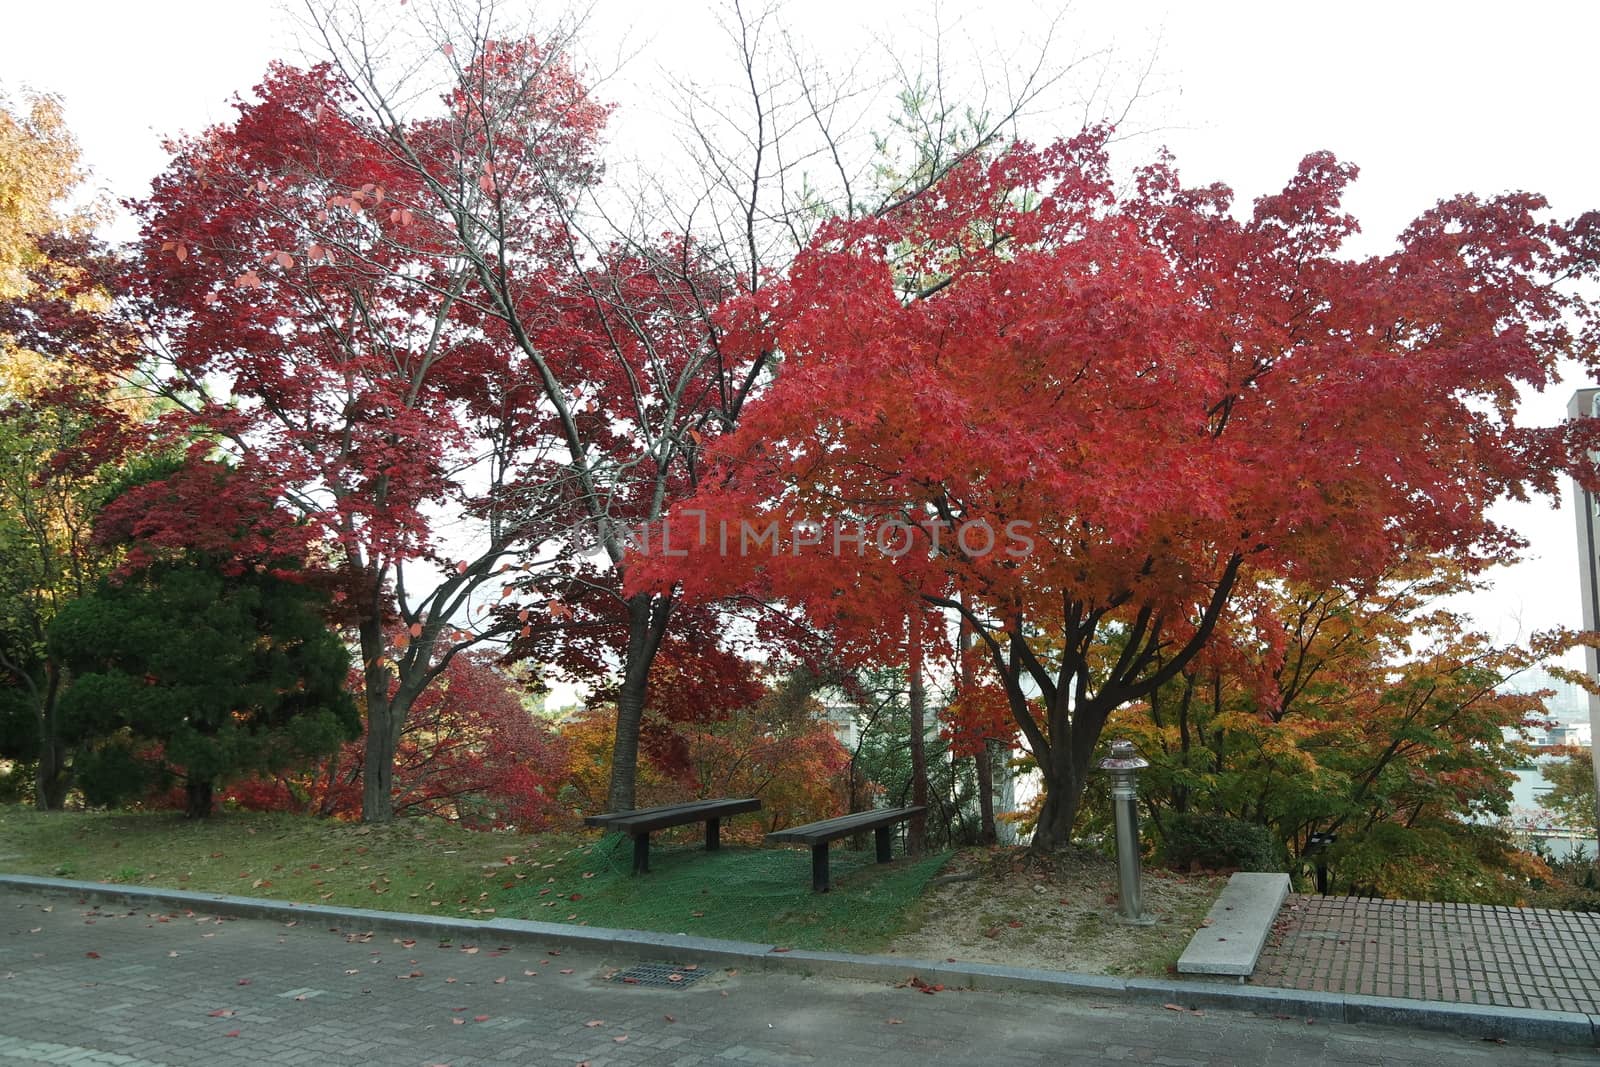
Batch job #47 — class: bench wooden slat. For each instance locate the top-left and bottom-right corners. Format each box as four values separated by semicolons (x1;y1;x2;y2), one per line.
584;799;712;826
585;797;760;834
765;805;925;845
765;806;925;892
582;797;763;875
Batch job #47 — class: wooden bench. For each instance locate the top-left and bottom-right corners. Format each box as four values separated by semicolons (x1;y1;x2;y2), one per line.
765;805;925;892
584;797;761;874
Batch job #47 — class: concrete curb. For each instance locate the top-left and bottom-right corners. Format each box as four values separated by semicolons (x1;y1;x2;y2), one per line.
2;873;1594;1048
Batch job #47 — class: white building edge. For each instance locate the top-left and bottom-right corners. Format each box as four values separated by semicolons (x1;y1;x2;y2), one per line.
1570;388;1600;836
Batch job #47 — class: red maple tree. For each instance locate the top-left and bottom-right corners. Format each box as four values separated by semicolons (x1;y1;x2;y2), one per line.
638;131;1600;849
122;54;608;821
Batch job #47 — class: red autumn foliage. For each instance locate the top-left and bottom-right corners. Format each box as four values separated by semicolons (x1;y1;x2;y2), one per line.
121;54;613;821
225;654;569;829
94;449;324;579
638;131;1600;849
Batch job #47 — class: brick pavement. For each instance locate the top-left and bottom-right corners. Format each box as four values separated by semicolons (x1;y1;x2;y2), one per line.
1;889;1592;1065
1251;895;1600;1014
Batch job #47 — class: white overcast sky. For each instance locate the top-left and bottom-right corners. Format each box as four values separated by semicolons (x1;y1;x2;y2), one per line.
3;0;1596;658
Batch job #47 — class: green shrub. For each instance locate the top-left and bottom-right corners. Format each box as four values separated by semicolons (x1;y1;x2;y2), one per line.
1158;812;1283;872
1557;896;1600;913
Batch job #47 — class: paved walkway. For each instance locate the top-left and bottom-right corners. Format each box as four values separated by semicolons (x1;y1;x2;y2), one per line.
2;889;1588;1066
1251;895;1600;1014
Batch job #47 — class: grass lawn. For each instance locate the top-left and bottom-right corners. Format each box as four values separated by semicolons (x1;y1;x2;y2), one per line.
0;807;948;951
515;833;952;950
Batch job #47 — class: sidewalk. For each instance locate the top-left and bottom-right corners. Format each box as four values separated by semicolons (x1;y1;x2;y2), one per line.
1251;895;1600;1015
1;885;1590;1066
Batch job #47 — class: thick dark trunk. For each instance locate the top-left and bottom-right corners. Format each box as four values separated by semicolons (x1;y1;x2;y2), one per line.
359;618;399;824
35;754;69;811
607;669;646;813
185;779;215;819
1031;775;1080;851
976;739;998;845
1030;721;1092;853
606;592;671;813
33;663;67;811
907;614;928;854
362;699;397;823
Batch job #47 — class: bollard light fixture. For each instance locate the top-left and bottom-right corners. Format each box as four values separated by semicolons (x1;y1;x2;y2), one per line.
1096;739;1154;925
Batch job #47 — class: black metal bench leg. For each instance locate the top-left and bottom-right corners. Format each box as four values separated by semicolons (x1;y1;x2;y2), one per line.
875;825;892;863
633;832;650;874
706;818;721;851
811;843;830;892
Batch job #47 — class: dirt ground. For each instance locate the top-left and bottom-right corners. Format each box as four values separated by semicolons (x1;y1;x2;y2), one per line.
885;845;1228;976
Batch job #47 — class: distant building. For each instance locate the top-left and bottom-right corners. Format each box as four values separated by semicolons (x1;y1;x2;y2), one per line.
1570;388;1600;833
1502;665;1592;723
1545;721;1592;749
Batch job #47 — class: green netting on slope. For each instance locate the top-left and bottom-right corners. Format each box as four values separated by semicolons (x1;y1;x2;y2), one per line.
499;832;952;952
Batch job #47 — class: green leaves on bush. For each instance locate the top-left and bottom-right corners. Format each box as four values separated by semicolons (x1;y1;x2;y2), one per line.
1158;813;1284;873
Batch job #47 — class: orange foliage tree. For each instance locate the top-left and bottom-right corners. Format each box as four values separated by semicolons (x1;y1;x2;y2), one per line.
1103;563;1582;901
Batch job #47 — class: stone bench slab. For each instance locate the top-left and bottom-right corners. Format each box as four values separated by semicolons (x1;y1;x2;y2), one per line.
1177;872;1290;979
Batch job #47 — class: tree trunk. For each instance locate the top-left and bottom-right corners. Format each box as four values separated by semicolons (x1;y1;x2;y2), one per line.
959;605;997;845
362;698;397;823
605;592;671;813
33;663;67;811
976;740;998;845
1031;776;1080;851
35;752;69;810
1030;729;1090;853
185;779;215;819
907;612;928;854
359;617;398;824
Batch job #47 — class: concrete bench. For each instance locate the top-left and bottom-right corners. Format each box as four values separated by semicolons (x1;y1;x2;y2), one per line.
1176;871;1291;980
765;806;925;892
585;797;761;874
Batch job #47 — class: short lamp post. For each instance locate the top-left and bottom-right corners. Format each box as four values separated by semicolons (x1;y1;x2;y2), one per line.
1097;739;1154;925
1306;831;1337;895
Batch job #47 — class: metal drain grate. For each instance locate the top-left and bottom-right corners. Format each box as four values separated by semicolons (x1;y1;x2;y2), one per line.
607;962;708;988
